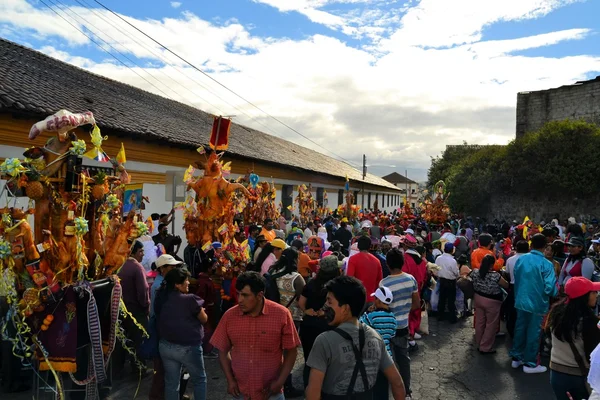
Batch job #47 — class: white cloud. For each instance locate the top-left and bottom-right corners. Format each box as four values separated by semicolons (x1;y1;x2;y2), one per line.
0;0;599;181
170;1;182;8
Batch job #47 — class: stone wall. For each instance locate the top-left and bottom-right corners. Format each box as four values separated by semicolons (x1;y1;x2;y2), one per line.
516;76;600;138
488;194;600;222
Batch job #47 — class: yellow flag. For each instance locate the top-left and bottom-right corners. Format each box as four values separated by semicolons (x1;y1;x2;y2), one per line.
116;142;126;164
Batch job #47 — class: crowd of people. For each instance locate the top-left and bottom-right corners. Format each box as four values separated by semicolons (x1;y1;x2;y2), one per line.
114;211;600;400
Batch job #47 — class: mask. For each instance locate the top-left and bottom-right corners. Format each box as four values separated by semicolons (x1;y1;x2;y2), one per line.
322;305;336;324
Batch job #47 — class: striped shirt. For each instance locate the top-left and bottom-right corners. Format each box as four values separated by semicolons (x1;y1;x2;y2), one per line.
380;273;418;329
360;309;397;356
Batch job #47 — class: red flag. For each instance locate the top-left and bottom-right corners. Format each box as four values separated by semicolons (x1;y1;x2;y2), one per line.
209;116;231;151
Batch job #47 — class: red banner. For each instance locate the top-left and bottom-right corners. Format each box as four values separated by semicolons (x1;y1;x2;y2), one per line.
209;116;231;151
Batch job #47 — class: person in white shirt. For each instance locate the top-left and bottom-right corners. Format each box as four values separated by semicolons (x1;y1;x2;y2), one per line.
505;240;530;337
303;221;315;244
435;243;459;323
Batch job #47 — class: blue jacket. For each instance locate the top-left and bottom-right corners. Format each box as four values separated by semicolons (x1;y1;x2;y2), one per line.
514;250;558;315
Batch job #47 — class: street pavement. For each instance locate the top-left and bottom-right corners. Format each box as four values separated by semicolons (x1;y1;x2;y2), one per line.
4;314;556;400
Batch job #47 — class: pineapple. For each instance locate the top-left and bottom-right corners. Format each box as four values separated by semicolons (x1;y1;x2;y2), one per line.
26;180;44;200
92;171;108;200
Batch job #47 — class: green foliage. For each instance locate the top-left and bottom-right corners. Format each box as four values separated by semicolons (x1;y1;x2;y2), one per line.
427;120;600;215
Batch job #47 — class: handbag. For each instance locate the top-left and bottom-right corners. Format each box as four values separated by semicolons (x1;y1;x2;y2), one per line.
568;341;592;396
457;276;475;299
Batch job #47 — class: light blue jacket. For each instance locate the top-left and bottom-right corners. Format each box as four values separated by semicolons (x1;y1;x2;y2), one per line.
514;250;558;315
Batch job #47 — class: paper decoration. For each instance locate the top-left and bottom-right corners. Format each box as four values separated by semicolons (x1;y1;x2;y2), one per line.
209;116;231;151
29;110;96;140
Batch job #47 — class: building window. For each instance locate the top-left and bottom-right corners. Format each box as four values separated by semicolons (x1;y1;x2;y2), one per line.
317;187;324;206
338;189;344;206
282;185;293;219
354;190;359;205
412;202;415;208
368;192;372;209
412;188;416;194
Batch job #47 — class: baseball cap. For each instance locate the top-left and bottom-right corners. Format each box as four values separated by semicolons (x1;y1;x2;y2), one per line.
156;254;183;268
567;236;585;247
565;277;600;300
405;228;415;235
371;286;394;305
361;220;372;229
444;242;455;253
271;238;287;250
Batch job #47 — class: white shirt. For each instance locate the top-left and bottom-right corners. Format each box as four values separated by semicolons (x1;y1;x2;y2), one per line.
506;253;523;284
435;253;459;280
303;228;313;240
432;249;442;259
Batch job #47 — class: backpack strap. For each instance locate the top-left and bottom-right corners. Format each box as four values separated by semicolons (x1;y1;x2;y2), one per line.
332;325;370;396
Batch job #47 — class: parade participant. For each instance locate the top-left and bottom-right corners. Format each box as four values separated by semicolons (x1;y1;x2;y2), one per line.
505;241;530;338
247;225;260;253
559;236;595;286
380;248;420;399
359;286;397;400
545;243;562;278
151;213;161;236
292;239;312;279
298;255;340;387
346;235;383;304
436;243;459;323
471;255;509;354
510;234;558;373
376;238;393;278
334;220;353;255
546;277;600;400
471;233;504;271
252;234;268;262
210;272;300;400
304;221;315;243
257;239;286;275
453;229;470;259
260;218;277;242
156;269;208;400
153;223;182;258
305;276;406;400
286;222;304;245
149;255;184;400
431;240;442;259
402;236;427;346
114;240;149;376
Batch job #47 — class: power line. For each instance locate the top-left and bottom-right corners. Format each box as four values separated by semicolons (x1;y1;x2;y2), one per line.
73;0;286;139
39;0;180;104
91;0;360;168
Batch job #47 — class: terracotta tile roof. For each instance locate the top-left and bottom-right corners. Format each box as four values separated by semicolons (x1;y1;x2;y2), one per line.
0;38;399;191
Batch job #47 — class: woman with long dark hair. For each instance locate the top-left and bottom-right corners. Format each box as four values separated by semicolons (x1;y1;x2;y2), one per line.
271;247;305;327
471;254;509;354
156;268;208;400
546;277;600;400
297;255;341;387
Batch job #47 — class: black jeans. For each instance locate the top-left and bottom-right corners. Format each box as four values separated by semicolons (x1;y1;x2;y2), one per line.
438;278;457;322
390;328;411;396
505;284;517;338
373;370;389;400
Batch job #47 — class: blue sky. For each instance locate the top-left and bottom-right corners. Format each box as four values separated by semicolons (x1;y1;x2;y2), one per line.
1;0;599;181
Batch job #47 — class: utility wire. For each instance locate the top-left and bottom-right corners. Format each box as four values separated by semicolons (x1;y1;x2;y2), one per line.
92;0;360;168
39;0;180;104
74;0;285;138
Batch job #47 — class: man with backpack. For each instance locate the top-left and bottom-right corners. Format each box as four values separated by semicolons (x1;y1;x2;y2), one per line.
305;276;406;399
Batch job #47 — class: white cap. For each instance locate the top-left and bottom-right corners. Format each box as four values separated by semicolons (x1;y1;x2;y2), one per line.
405;228;415;235
361;220;372;229
371;286;394;305
156;254;183;268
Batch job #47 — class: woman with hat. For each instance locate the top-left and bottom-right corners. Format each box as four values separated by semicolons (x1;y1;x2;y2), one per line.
546;277;600;400
559;236;595;287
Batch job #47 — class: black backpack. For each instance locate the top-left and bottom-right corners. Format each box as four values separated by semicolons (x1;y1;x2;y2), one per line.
263;270;288;303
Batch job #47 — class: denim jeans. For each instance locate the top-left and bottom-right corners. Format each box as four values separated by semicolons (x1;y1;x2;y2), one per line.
159;340;207;400
390;329;411;395
550;370;589;400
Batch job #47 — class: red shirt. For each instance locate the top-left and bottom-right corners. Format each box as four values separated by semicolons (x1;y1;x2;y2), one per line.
346;252;383;302
210;299;300;400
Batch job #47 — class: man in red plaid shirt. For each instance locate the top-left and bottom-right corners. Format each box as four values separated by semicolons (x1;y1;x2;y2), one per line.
211;271;301;400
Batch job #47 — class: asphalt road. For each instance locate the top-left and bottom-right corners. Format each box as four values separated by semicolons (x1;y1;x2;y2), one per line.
3;315;556;400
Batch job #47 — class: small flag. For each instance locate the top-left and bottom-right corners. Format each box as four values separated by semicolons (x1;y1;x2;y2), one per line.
116;142;126;164
209;116;231;151
197;146;206;155
201;242;212;252
218;223;229;235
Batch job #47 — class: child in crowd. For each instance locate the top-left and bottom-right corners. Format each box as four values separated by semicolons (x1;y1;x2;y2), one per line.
360;286;397;400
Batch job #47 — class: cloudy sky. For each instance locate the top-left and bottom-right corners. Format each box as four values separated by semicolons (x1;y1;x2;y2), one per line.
1;0;599;181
